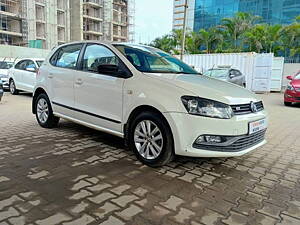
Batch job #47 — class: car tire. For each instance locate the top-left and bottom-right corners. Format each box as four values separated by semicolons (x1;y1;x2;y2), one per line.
128;111;174;167
284;101;292;106
35;93;60;128
9;79;19;95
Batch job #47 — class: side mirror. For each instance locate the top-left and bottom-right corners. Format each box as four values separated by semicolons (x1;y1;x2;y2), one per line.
98;64;119;76
26;67;36;72
286;76;293;80
229;74;234;79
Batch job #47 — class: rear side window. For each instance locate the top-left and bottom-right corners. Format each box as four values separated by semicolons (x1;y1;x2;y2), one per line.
15;60;27;70
51;44;82;69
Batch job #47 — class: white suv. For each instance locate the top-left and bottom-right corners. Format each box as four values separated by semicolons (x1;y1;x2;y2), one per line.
32;41;268;167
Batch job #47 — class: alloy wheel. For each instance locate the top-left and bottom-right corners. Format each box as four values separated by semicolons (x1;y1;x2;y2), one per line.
37;98;49;124
134;120;163;160
10;81;15;94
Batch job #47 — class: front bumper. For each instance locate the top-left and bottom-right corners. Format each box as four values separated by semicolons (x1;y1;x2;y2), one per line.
0;78;9;89
164;110;268;157
284;90;300;103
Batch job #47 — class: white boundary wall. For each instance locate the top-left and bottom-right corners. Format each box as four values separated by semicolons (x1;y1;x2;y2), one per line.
0;45;50;62
178;52;274;92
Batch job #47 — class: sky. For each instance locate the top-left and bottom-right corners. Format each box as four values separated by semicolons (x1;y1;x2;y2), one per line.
134;0;173;44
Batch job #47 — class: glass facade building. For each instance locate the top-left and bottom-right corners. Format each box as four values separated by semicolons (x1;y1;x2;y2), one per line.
193;0;300;31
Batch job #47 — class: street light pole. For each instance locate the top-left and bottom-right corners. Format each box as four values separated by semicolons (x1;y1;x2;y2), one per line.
180;0;188;60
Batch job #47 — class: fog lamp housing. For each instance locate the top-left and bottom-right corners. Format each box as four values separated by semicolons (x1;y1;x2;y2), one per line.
195;135;225;145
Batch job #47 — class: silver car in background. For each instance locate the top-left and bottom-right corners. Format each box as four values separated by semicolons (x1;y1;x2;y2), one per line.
204;66;246;87
0;61;14;90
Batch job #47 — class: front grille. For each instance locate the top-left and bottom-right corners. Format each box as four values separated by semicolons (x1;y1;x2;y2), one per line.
193;129;266;152
231;101;264;115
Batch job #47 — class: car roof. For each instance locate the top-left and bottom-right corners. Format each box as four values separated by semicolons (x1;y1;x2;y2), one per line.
55;41;151;49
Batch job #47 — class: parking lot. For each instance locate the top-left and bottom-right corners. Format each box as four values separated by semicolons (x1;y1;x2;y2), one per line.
0;92;300;225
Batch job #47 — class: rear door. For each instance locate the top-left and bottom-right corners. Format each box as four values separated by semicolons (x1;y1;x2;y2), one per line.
11;60;27;90
22;60;37;92
47;44;83;117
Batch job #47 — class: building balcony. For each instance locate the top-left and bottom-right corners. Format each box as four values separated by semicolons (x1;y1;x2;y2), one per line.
0;29;22;37
83;14;103;22
83;0;103;8
0;10;21;19
35;0;46;6
83;30;103;36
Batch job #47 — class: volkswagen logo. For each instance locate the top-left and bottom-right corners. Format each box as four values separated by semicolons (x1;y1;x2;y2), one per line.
250;101;258;113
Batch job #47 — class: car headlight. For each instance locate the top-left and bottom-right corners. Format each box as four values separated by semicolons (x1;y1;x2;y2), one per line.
181;96;234;119
287;84;295;91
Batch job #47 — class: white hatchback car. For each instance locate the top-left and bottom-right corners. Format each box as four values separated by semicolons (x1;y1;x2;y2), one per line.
8;58;44;94
32;41;268;167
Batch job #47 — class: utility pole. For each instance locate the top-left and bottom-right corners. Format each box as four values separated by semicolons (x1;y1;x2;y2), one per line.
180;0;188;60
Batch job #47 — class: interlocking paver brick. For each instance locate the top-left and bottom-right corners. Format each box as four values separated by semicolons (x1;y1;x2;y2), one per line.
111;195;139;207
171;207;195;223
0;207;20;221
160;195;184;211
100;216;125;225
1;93;300;225
88;192;116;204
93;202;120;218
35;213;72;225
63;214;95;225
116;204;142;220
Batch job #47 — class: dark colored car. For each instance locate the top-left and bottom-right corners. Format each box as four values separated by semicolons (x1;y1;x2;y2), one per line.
284;71;300;106
0;80;3;101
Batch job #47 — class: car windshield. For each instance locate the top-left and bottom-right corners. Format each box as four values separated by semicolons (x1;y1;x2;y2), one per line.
36;61;44;67
113;44;198;74
204;69;228;78
0;62;13;69
294;73;300;80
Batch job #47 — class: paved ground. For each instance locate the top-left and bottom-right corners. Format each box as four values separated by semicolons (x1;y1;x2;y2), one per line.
0;92;300;225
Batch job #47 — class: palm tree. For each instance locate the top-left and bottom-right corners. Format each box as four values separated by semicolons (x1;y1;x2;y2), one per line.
221;12;261;50
265;24;283;53
243;24;267;53
150;34;176;54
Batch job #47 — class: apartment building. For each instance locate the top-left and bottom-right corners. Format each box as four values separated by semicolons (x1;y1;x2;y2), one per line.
172;0;195;31
0;0;134;49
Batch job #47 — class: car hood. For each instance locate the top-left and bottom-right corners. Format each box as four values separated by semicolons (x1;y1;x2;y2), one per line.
145;73;259;105
291;79;300;87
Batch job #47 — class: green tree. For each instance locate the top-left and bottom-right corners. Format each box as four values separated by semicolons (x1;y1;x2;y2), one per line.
150;34;176;54
221;12;261;50
243;24;267;53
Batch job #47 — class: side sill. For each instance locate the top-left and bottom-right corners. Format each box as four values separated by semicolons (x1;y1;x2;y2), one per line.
54;112;124;138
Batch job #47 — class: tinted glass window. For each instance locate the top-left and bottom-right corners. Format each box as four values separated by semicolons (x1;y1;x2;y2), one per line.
55;44;82;69
15;61;26;70
26;60;36;70
36;60;44;67
82;44;119;73
114;44;198;74
0;62;13;69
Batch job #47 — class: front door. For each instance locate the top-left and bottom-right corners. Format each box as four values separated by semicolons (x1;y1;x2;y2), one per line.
74;43;124;133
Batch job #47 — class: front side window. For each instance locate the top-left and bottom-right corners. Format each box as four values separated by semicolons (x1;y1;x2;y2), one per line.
55;44;82;69
114;44;198;74
82;44;119;73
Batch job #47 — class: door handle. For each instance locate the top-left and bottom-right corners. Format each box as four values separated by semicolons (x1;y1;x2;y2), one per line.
48;73;54;79
75;78;83;85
